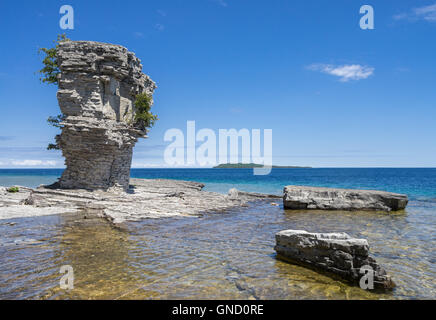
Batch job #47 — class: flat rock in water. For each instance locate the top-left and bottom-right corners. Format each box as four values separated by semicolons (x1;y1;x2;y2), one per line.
0;179;280;223
283;185;408;211
274;229;395;289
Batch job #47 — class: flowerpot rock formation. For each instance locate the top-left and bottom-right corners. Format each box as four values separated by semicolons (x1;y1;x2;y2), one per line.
55;41;156;191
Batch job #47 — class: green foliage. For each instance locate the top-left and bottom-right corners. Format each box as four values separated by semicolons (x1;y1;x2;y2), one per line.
47;143;60;150
47;115;64;128
38;35;69;150
134;92;158;130
7;187;19;193
38;34;69;85
38;35;157;150
46;115;64;150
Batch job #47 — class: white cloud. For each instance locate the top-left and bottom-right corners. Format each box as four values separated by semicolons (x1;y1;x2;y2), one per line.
394;3;436;22
308;64;374;82
415;3;436;21
11;160;57;167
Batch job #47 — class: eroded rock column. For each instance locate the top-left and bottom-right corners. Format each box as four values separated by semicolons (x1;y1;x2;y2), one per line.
56;41;156;191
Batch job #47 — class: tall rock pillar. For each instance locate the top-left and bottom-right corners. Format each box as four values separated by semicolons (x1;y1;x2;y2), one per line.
56;41;156;191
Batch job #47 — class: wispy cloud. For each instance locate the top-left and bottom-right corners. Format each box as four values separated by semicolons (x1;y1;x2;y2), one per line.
0;136;14;141
157;9;167;17
154;24;165;31
415;4;436;20
212;0;228;7
10;160;57;167
229;107;243;114
394;3;436;22
134;31;144;38
394;67;410;73
307;64;374;82
131;162;165;168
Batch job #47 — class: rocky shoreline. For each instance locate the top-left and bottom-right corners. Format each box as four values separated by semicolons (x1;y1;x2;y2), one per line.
1;179;402;290
0;178;280;223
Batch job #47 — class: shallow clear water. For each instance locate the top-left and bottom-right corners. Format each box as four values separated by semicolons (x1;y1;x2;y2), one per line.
0;168;435;299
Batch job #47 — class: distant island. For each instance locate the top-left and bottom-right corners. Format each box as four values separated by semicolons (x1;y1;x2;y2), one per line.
213;163;311;169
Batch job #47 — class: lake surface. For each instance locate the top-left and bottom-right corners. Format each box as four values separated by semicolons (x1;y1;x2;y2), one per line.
0;168;435;299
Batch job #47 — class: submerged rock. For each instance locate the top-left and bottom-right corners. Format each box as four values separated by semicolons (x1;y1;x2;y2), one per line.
283;186;408;211
274;230;395;289
56;41;156;191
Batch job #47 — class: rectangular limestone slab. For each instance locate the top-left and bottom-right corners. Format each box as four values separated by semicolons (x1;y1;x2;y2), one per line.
283;186;408;211
274;229;395;289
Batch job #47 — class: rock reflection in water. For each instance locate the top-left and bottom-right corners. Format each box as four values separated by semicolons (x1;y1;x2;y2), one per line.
0;202;435;299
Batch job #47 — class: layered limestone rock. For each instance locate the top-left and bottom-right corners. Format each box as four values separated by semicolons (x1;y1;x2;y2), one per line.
283;186;408;211
0;179;281;223
275;230;395;289
55;41;156;191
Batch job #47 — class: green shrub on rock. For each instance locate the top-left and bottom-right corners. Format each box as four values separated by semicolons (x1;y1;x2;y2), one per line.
134;92;158;130
38;34;69;85
7;187;19;193
38;34;70;150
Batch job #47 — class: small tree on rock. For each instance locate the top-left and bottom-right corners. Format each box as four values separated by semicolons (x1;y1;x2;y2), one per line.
38;34;70;150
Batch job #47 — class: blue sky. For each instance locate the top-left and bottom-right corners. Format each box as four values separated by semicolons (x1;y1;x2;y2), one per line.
0;0;435;168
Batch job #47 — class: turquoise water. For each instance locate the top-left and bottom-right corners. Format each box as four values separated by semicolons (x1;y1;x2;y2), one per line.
2;168;435;200
1;168;435;299
132;168;436;201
